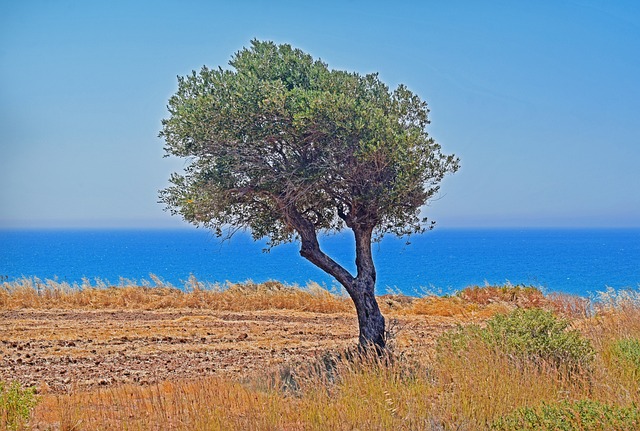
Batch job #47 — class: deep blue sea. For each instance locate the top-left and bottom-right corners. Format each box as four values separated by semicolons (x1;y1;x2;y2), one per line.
1;228;639;297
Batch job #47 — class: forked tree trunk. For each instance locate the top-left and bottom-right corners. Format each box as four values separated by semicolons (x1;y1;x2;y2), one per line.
289;208;386;351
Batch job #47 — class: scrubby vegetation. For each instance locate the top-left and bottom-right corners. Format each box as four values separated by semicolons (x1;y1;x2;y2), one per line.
2;280;640;430
491;400;640;431
610;337;640;380
0;381;37;431
440;308;595;374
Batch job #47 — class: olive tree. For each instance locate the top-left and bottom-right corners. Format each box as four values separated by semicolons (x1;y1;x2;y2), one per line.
160;40;459;350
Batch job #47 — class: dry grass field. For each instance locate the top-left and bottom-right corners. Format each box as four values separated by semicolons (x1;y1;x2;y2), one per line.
1;279;639;430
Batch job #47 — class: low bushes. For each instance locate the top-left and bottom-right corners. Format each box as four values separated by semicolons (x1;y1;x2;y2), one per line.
492;399;640;431
0;381;37;431
438;308;594;374
481;308;594;372
605;337;640;386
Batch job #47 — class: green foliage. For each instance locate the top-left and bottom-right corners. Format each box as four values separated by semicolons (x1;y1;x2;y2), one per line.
438;308;594;373
159;39;458;246
0;381;38;431
482;308;594;371
611;338;640;380
491;400;640;431
613;338;640;367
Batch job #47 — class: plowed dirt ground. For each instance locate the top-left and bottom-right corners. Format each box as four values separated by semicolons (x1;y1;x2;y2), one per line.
1;309;461;393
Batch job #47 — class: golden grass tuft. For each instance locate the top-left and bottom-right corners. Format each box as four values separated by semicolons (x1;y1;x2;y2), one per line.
546;292;592;318
197;280;353;313
401;295;479;317
395;284;583;319
457;284;546;307
432;336;597;427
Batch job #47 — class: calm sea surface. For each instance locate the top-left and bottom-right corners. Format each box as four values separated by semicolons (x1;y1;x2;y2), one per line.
1;228;639;297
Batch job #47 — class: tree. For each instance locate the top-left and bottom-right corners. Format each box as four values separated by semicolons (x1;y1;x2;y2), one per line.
159;40;459;350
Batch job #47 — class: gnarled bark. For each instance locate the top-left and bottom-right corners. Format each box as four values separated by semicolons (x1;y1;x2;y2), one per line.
350;276;386;349
351;225;385;349
286;204;386;349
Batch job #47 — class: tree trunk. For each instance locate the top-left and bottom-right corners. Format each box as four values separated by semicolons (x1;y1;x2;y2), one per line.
286;206;386;351
350;225;385;350
297;228;386;350
350;277;386;349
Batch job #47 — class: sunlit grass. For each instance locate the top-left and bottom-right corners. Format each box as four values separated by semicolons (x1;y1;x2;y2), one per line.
32;309;640;430
0;276;353;313
1;277;581;318
3;281;640;429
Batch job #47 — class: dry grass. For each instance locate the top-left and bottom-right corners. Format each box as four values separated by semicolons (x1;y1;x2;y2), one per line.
3;281;640;430
30;312;640;431
456;284;547;307
0;277;353;314
1;278;585;319
32;377;292;431
432;339;594;427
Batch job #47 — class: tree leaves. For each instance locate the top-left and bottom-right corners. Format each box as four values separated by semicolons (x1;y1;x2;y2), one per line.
159;39;459;245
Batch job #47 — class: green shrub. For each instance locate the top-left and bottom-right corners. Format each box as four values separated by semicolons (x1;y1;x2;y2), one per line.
482;308;594;371
0;381;38;431
438;308;594;373
611;337;640;381
491;399;640;430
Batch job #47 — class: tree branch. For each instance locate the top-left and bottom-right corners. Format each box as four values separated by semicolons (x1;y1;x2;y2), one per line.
280;201;355;291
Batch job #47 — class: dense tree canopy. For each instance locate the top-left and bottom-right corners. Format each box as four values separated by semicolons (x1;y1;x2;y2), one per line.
160;40;459;348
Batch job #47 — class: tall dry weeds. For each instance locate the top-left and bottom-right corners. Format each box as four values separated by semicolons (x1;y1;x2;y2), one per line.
0;277;353;314
2;278;573;318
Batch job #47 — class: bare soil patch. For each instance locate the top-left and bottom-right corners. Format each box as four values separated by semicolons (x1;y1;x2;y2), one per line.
0;309;459;393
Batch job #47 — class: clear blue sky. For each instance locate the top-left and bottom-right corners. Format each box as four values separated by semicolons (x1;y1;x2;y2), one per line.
1;0;639;229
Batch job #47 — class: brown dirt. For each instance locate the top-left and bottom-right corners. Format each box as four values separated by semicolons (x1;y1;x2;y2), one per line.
0;309;461;394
